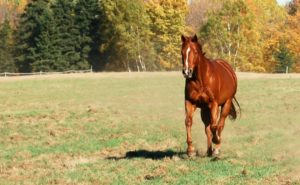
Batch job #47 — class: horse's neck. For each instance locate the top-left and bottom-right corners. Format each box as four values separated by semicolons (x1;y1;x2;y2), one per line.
194;55;208;86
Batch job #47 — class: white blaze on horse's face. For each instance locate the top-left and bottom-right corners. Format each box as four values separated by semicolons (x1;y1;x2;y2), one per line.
183;46;193;78
185;47;190;70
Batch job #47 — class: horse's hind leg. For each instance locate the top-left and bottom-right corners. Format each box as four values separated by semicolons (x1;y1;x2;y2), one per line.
185;100;196;156
213;99;232;155
201;105;213;156
210;101;219;145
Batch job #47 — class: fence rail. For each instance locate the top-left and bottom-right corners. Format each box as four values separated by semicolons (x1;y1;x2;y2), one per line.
0;67;299;78
0;69;93;77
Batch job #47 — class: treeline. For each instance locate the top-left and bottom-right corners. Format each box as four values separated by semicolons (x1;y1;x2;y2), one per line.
0;0;187;72
189;0;300;73
0;0;299;73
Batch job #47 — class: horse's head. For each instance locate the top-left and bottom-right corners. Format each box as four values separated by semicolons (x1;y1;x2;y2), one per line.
181;34;201;79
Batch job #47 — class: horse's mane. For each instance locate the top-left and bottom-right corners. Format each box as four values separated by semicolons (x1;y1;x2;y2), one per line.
194;41;206;57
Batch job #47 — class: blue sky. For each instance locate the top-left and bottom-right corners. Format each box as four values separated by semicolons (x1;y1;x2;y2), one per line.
277;0;292;5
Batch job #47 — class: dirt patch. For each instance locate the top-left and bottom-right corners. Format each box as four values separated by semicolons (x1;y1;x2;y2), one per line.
264;175;297;185
63;156;98;169
289;165;300;182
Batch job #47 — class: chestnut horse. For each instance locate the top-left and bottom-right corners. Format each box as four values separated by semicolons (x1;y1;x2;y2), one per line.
181;35;240;156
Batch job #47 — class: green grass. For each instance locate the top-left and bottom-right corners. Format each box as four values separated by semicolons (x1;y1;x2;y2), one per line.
0;73;299;184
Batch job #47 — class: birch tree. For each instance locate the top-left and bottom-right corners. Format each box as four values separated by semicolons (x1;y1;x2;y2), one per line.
99;0;156;71
200;0;254;71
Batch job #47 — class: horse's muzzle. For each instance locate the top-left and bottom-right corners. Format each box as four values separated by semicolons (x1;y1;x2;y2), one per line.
182;68;193;78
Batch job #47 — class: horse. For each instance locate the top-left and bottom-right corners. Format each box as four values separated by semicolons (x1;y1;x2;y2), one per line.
181;34;240;156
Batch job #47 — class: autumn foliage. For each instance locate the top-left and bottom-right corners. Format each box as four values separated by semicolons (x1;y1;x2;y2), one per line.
0;0;299;72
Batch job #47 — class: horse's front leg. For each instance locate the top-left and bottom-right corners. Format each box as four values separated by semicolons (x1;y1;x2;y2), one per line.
185;100;196;156
209;101;219;130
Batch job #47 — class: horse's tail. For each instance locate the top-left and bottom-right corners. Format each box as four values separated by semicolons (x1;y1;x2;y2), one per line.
229;96;241;121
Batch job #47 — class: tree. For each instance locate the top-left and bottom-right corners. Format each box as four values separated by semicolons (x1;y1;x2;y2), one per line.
51;0;83;70
145;0;188;70
200;0;254;71
30;5;63;72
253;0;287;72
285;0;300;72
74;0;101;70
14;0;52;72
287;0;299;15
99;0;156;71
14;0;103;72
198;0;291;72
0;18;15;72
186;0;221;33
0;0;28;28
274;41;295;73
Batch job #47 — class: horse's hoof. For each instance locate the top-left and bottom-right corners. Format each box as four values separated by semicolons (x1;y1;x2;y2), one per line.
187;152;196;157
212;148;221;156
187;147;195;157
187;150;196;157
211;156;221;161
207;149;213;157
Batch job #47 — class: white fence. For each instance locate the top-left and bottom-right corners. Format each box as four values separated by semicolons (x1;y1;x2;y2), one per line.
0;69;93;77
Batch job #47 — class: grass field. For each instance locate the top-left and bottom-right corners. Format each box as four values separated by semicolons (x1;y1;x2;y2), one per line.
0;72;300;185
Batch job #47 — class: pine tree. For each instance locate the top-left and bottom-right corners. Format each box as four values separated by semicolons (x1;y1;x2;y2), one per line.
74;0;100;70
0;18;15;72
51;0;81;70
275;41;295;73
30;6;64;72
14;0;51;72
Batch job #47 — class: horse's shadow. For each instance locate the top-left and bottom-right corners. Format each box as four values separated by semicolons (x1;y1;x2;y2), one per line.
106;149;187;160
106;149;228;161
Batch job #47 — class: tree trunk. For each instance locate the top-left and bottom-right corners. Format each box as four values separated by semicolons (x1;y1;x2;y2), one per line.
233;24;240;70
135;59;140;72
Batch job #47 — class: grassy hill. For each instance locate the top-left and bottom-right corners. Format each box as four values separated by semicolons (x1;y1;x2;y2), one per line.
0;72;299;184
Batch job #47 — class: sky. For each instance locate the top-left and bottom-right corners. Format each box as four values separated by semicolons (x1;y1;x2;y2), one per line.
277;0;292;5
188;0;293;6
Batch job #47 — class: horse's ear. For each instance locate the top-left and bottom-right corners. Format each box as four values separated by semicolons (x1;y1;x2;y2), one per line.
181;35;186;43
191;34;198;42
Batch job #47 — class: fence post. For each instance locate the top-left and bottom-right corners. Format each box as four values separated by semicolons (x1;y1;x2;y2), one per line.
4;72;7;77
90;66;93;73
286;66;289;74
